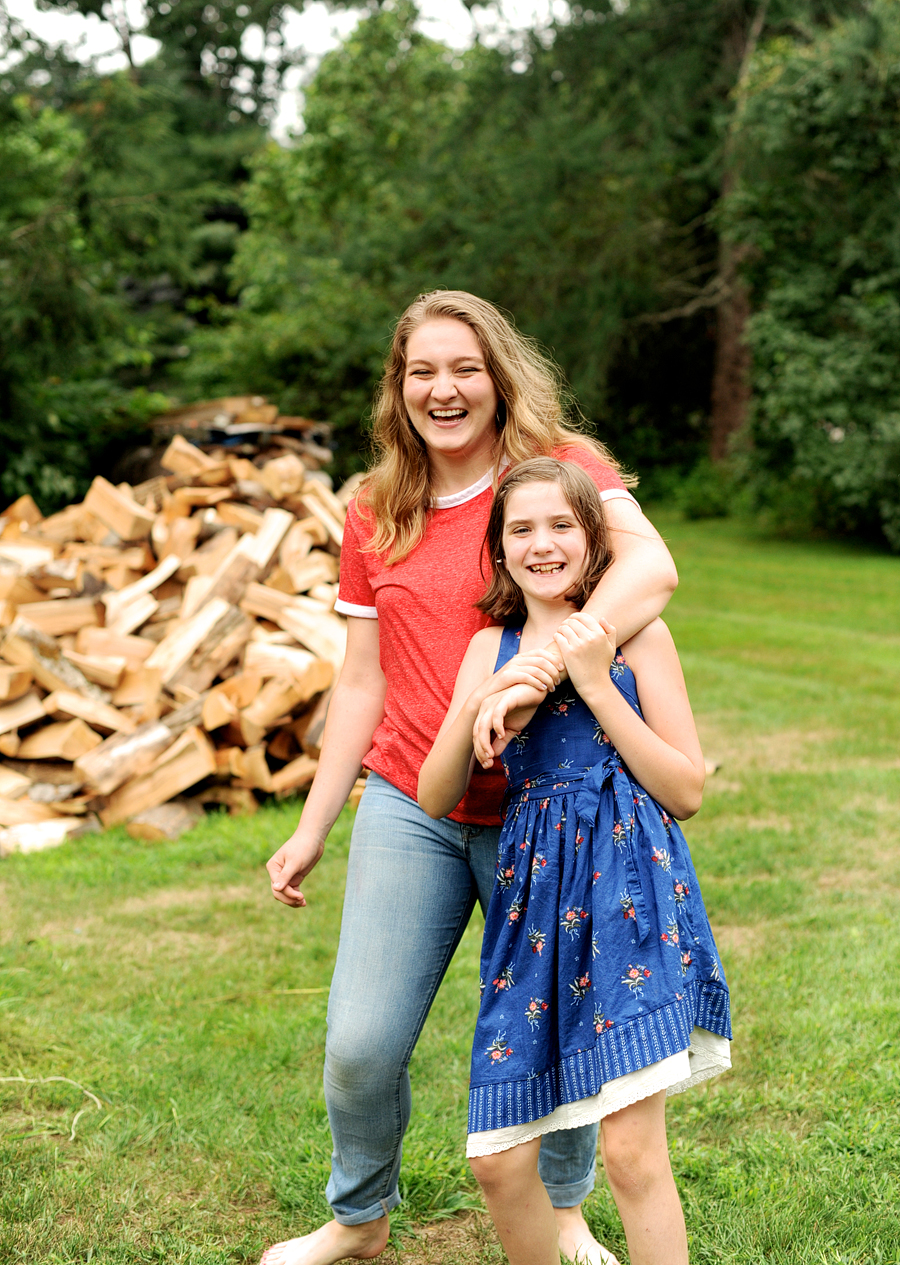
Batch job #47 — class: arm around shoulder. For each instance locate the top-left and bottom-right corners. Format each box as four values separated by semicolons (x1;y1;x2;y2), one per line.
582;498;678;643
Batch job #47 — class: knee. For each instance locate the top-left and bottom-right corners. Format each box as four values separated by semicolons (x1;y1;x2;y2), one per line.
601;1129;668;1202
469;1151;518;1197
324;1034;397;1098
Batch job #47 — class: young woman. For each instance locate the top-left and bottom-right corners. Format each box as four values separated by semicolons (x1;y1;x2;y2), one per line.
262;291;679;1265
418;459;731;1265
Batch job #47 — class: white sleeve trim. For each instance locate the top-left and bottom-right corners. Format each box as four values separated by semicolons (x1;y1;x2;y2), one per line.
334;598;378;619
599;488;640;506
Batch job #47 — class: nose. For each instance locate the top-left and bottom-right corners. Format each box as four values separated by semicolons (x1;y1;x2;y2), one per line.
431;371;458;402
531;528;554;554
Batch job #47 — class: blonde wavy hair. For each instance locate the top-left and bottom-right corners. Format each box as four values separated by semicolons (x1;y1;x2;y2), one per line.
359;289;633;564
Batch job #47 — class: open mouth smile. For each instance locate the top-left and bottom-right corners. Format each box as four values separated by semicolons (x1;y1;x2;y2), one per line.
527;562;565;574
428;408;468;423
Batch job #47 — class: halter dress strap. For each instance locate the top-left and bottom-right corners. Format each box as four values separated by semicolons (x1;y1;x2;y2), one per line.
493;625;523;673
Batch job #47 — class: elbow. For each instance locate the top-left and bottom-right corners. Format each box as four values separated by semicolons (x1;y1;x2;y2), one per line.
416;774;447;821
672;781;703;821
660;554;678;599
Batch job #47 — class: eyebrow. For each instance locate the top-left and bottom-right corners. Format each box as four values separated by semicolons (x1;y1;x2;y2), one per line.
406;356;485;368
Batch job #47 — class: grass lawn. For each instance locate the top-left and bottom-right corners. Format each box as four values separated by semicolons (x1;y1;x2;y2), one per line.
1;513;899;1264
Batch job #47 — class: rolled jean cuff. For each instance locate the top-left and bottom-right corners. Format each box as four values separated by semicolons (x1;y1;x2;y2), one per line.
332;1190;402;1226
541;1158;596;1208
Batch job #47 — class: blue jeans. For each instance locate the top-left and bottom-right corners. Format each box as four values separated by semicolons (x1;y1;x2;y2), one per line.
324;772;598;1224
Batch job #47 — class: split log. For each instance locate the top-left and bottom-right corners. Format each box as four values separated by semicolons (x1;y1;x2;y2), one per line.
84;476;155;541
197;785;258;816
102;553;181;626
0;768;31;798
75;626;156;670
43;690;136;735
229;744;272;791
161;434;223;478
60;650;126;691
259;453;306;501
0;817;85;857
0;665;32;702
217;502;264;534
0;691;46;736
0;795;64;826
100;726;217;826
177;527;239;580
75;719;174;796
1;494;42;526
16;597;101;638
126;798;205;842
168;606;253;695
201;672;262;731
238;678;308;746
18;719;103;761
242;641;333;694
144;598;232;686
2;618;110;701
0;574;47;605
106;592;159;637
159;515;202;563
0;542;57;570
301;686;333;758
240;585;346;671
270;754;319;795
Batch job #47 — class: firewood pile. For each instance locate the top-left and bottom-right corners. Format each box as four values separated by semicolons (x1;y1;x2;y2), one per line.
0;431;363;857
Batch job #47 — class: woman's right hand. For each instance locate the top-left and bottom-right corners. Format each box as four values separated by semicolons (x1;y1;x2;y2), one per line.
266;832;325;908
488;649;562;696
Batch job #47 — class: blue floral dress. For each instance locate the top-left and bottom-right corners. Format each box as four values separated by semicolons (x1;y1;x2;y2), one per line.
467;627;731;1154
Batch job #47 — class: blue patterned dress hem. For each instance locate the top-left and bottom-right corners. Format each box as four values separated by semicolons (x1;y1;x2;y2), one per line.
468;976;730;1134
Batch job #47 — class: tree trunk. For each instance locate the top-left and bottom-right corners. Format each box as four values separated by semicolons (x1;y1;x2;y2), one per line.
709;1;769;460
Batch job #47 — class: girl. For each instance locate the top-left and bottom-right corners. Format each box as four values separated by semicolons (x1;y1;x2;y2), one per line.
419;458;731;1265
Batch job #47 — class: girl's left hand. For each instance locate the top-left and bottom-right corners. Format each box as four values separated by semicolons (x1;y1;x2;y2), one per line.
552;612;616;695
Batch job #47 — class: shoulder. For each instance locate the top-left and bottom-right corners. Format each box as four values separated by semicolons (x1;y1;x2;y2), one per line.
620;618;682;677
551;443;626;492
468;625;505;660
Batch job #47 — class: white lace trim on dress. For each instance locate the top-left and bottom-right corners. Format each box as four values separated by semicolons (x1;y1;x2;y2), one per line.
466;1027;731;1157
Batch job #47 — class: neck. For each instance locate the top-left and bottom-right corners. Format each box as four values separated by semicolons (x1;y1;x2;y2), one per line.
520;595;577;649
428;442;500;497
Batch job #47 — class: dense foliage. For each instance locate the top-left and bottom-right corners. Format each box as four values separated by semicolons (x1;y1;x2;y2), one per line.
725;0;900;547
3;0;898;548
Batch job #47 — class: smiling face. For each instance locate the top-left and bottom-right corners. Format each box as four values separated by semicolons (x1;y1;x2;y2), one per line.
402;318;500;468
501;480;588;606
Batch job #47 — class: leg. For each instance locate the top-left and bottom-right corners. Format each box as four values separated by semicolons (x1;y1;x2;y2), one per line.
470;1139;560;1265
600;1092;688;1265
468;832;614;1265
262;776;480;1265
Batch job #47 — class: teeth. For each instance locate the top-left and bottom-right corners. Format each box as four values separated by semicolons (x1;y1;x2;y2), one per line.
431;409;466;418
529;563;563;573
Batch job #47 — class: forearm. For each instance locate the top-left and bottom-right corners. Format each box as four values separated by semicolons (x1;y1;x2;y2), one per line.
580;680;703;819
418;693;483;819
581;548;676;642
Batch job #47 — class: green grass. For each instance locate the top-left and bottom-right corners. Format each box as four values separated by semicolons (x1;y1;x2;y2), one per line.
2;513;900;1263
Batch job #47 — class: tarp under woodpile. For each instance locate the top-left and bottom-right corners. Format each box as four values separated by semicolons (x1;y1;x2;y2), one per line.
0;421;365;856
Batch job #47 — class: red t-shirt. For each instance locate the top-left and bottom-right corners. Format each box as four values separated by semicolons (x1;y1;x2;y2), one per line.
335;448;635;824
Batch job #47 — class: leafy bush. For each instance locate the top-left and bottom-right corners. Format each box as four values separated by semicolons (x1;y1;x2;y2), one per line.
727;2;900;549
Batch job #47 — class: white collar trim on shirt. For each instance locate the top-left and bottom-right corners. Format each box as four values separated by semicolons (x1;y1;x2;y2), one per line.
432;466;501;509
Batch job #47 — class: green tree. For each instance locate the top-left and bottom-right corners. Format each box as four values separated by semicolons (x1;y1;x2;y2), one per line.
725;0;900;548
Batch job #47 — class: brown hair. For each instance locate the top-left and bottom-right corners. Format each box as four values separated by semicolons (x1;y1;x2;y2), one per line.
477;458;615;624
359;290;633;564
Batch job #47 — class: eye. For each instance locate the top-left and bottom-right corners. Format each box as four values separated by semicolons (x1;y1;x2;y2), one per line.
553;520;575;531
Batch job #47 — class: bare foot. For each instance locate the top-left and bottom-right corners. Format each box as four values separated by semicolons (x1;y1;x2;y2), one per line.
260;1216;390;1265
554;1204;621;1265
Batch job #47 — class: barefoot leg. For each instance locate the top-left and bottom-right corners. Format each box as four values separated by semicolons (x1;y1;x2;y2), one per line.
554;1204;621;1265
259;1216;390;1265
